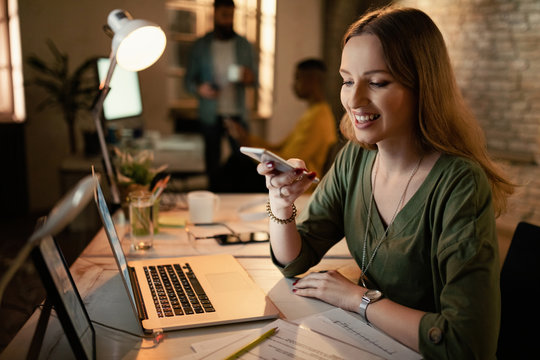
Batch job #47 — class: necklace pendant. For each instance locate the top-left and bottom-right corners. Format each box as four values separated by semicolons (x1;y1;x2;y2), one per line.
360;274;367;288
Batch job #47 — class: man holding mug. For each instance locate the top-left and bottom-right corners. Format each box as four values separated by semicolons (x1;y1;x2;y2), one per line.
184;0;258;191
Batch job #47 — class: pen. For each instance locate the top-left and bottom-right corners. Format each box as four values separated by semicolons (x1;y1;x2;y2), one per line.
152;175;171;200
224;326;278;359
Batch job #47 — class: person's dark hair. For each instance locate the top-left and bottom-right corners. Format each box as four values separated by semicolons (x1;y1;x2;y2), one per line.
297;58;327;73
214;0;235;8
339;6;514;215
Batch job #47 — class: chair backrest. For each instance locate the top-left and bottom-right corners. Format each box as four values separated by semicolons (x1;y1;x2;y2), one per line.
497;221;540;359
321;139;345;177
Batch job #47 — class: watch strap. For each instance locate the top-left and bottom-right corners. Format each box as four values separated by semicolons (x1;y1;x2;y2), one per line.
358;295;371;324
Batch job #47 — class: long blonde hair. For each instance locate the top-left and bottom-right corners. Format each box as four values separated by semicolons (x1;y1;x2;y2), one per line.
339;6;514;215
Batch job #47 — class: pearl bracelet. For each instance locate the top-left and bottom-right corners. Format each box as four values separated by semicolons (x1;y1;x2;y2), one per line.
266;199;297;224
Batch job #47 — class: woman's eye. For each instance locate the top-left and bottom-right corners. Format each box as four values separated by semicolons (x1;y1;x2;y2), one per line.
370;81;390;88
342;80;353;87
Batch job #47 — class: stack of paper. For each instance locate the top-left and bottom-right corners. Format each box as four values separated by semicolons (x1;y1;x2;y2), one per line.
181;308;422;360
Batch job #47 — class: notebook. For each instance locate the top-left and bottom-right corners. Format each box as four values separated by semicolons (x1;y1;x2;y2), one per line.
93;180;279;334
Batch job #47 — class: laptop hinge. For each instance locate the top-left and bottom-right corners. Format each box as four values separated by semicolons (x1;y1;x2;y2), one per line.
128;266;149;321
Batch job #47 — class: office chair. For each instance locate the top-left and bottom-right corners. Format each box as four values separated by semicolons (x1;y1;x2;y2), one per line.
321;140;345;177
497;221;540;359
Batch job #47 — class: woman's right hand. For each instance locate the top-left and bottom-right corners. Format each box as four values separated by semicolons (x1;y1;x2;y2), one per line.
257;158;316;215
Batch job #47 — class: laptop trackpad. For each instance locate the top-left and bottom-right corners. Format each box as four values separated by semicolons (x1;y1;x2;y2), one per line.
205;272;251;293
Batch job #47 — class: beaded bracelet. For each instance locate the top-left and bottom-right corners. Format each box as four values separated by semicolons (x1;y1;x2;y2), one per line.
266;199;297;224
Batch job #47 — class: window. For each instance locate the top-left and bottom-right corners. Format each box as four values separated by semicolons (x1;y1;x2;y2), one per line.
0;0;25;123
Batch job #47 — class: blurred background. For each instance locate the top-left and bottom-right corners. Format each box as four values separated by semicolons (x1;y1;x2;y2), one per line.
2;0;540;352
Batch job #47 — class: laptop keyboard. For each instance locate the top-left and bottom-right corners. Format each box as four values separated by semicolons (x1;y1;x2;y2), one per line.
144;263;215;318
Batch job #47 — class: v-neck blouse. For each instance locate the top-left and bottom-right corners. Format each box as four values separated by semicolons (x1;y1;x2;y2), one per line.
272;141;500;359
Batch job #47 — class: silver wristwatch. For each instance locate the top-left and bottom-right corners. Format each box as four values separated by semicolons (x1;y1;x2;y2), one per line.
358;289;383;325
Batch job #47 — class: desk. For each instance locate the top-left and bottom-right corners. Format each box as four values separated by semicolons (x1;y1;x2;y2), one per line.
1;194;356;359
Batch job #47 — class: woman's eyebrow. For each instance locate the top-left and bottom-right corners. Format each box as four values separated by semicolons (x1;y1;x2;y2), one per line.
339;68;390;76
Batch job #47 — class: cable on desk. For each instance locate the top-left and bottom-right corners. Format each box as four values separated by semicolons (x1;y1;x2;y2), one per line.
91;319;165;349
36;304;166;349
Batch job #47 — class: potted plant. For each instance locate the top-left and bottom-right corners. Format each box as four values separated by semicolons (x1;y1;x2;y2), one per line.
113;146;168;203
26;39;99;154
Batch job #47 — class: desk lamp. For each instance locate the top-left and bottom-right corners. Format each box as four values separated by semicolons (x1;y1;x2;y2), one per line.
92;9;166;204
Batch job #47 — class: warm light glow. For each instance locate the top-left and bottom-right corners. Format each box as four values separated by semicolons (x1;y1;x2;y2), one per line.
107;9;166;72
0;0;25;123
9;0;25;122
258;0;276;118
115;25;166;71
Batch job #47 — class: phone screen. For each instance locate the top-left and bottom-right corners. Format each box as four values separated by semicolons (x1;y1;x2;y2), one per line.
240;146;320;183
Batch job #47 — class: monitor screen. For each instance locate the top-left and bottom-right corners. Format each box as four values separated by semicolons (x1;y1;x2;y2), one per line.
96;57;143;121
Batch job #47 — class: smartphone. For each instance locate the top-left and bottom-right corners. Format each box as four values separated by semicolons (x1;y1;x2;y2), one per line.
214;231;270;245
240;146;320;183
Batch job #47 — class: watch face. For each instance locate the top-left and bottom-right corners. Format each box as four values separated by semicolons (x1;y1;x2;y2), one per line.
365;289;383;301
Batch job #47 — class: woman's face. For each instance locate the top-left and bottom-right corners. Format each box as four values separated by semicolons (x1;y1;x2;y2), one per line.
340;34;417;147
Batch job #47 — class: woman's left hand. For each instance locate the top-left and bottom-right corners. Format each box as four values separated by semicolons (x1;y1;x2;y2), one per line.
292;270;365;312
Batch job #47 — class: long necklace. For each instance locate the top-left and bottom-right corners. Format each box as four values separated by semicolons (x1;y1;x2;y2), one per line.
360;153;423;288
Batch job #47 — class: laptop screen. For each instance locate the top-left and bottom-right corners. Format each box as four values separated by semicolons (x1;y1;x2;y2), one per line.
94;181;137;307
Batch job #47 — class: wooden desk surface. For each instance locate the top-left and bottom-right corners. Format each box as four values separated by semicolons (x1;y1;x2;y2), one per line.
1;194;357;360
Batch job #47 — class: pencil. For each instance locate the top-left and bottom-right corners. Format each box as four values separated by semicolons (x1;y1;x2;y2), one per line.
224;326;278;359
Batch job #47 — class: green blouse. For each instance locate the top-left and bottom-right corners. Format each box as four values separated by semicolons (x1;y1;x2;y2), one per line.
273;141;500;359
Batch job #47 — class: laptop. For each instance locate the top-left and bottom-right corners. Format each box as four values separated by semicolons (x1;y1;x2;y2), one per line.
93;179;279;334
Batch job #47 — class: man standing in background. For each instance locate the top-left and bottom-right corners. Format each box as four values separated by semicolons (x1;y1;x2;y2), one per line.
184;0;258;190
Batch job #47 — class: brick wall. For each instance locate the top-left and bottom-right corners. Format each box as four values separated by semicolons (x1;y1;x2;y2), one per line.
397;0;540;161
392;0;540;242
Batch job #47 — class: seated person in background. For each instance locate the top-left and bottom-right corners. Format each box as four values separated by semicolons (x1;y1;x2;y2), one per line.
217;58;337;192
258;6;514;359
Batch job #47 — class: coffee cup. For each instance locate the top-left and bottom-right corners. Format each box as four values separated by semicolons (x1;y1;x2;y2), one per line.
227;64;243;83
187;191;220;224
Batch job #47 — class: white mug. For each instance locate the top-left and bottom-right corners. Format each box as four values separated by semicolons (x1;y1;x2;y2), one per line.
187;191;220;224
227;64;243;82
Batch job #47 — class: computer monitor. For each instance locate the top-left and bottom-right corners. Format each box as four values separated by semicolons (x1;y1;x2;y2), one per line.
96;57;143;122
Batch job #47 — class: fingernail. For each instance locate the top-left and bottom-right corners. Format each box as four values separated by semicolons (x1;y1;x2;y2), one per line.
307;172;317;180
294;168;304;175
292;288;297;293
266;161;274;169
292;280;298;285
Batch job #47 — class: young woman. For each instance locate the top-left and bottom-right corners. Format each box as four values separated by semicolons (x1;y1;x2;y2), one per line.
258;6;513;359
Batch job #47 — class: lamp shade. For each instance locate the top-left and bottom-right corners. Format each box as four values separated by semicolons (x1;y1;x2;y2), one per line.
107;9;166;71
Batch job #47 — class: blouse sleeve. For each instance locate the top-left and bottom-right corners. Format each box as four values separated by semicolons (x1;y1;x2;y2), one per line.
270;143;351;277
418;162;500;359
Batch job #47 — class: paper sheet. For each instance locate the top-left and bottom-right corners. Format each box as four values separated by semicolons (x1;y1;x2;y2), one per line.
187;309;422;360
182;319;383;359
296;308;422;360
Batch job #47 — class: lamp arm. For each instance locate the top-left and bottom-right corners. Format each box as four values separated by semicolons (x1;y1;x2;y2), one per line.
92;52;121;204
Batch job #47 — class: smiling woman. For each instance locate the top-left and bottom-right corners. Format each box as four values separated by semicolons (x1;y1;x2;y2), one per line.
259;6;515;360
0;0;25;123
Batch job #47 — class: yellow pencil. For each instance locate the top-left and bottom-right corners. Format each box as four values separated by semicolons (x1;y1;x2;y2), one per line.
224;326;278;359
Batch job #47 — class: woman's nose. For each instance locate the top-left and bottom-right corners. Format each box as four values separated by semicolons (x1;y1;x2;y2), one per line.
349;85;370;108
